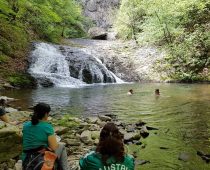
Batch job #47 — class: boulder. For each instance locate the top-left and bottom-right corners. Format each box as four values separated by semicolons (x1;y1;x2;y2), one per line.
5;107;18;113
124;132;140;143
54;126;69;135
140;126;149;138
98;115;111;122
88;27;107;40
104;113;117;120
0;123;22;163
89;124;100;131
85;117;99;124
91;131;100;140
178;152;190;162
80;130;92;144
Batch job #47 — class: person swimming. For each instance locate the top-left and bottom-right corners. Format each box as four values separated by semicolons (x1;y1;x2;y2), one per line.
155;89;160;96
127;89;133;95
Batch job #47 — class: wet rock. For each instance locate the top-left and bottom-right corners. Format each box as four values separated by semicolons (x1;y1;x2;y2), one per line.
2;83;15;90
98;115;111;122
178;152;190;162
124;133;140;143
124;133;134;142
37;77;54;87
136;120;146;127
126;125;136;133
133;140;142;145
146;126;159;130
0;96;16;102
197;151;210;163
104;113;117;120
135;160;150;165
140;126;149;138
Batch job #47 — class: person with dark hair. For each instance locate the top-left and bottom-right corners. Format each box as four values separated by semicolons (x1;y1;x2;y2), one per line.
79;122;135;170
127;89;133;95
155;89;160;96
0;99;9;123
22;103;70;170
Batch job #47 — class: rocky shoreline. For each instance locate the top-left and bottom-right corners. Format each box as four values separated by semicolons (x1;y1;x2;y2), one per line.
0;96;155;170
0;96;209;170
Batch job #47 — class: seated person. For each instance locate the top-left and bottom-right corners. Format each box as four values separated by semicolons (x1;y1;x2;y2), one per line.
127;89;134;95
0;99;9;123
22;103;70;170
79;122;135;170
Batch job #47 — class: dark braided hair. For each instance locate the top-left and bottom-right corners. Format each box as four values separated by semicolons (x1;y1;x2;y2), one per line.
96;122;125;165
31;103;51;125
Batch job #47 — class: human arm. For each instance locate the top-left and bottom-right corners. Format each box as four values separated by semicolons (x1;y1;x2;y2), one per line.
0;108;9;123
0;114;9;123
48;134;59;151
46;123;59;151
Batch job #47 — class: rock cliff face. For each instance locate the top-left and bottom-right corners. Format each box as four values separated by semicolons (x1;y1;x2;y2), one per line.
78;0;120;29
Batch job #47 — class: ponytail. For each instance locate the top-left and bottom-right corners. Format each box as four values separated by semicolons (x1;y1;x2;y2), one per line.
31;113;39;125
31;103;51;125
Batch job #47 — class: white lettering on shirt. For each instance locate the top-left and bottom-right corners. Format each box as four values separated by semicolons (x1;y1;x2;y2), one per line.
100;164;129;170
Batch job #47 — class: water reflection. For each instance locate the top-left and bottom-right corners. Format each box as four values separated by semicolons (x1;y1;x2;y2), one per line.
1;83;210;169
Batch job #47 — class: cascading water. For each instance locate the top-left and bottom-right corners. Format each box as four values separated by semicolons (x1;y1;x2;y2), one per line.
29;43;123;87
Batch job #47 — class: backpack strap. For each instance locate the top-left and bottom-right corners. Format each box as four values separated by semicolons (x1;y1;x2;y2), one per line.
24;146;46;154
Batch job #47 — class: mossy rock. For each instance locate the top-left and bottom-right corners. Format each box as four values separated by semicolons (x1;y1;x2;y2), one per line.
7;73;37;88
0;123;22;163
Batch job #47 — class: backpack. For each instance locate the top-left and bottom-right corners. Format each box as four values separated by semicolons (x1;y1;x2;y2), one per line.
23;147;59;170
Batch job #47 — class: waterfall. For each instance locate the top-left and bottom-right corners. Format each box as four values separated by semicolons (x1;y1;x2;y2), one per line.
29;43;123;87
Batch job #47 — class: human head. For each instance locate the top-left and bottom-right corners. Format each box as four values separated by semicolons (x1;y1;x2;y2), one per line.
31;103;51;125
129;89;133;94
96;122;124;165
0;99;6;106
155;89;160;95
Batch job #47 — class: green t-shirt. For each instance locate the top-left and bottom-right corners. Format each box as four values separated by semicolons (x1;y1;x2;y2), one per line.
22;121;54;151
79;151;135;170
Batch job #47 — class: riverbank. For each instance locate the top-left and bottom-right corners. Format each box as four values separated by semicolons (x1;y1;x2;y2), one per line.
0;96;155;169
1;86;210;169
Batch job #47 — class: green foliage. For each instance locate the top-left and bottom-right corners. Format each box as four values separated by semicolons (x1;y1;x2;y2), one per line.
0;0;85;48
0;0;86;85
0;54;9;63
115;0;210;81
7;73;36;87
0;18;28;57
56;115;80;128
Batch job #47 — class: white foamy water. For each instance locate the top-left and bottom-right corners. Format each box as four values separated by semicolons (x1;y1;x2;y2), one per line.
29;43;123;87
29;43;85;87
